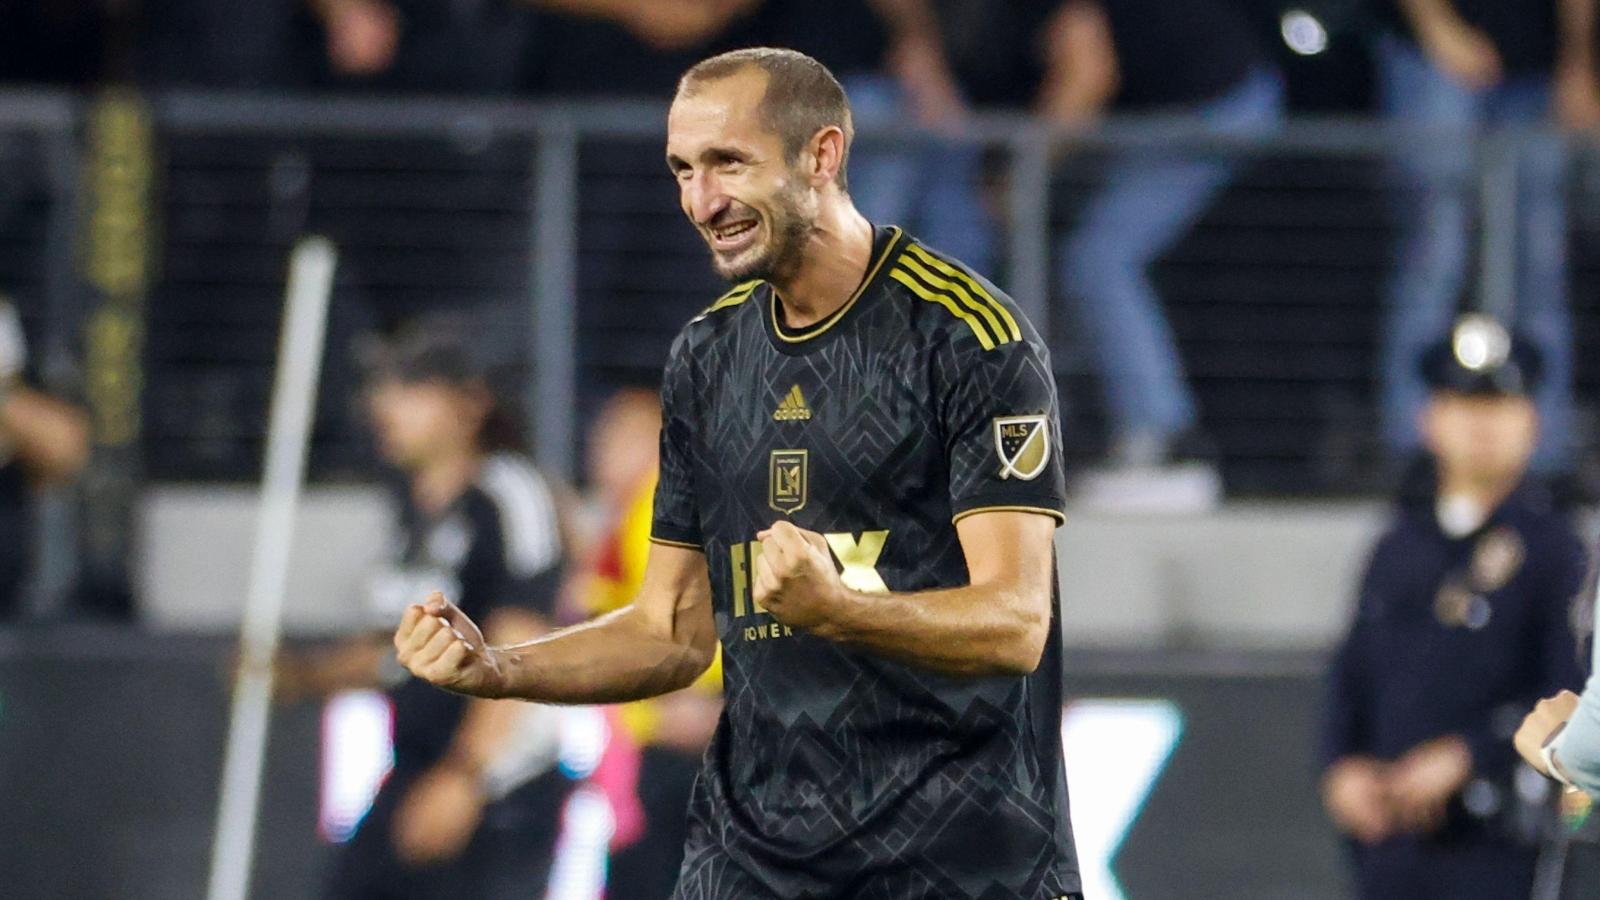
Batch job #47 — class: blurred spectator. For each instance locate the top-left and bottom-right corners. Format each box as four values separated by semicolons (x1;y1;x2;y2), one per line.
752;0;996;274
130;0;318;89
562;386;721;899
0;0;105;86
1035;0;1284;511
307;0;535;94
1374;0;1600;474
522;0;761;97
275;325;569;899
0;296;89;619
1321;316;1585;899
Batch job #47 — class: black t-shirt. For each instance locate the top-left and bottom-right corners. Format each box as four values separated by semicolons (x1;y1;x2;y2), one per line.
1102;0;1263;109
653;226;1079;898
369;452;563;770
750;0;890;79
943;0;1263;110
1379;0;1559;76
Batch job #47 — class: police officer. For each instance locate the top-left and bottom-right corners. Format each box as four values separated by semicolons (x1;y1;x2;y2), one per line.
1321;315;1587;899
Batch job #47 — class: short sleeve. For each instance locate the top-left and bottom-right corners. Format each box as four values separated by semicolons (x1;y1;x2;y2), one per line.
467;456;566;619
941;337;1067;524
651;333;702;547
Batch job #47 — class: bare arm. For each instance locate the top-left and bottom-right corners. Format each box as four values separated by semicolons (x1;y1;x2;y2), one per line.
1397;0;1504;88
1036;1;1119;126
867;0;968;126
1556;0;1600;128
2;386;89;486
754;512;1055;678
396;541;716;703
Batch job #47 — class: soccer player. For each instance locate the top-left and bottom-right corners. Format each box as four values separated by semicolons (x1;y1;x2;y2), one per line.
395;47;1081;899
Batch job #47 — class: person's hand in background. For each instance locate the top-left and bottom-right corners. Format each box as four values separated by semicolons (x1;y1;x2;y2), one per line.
1323;756;1396;845
319;0;402;76
392;763;486;865
1515;690;1580;777
1386;735;1473;834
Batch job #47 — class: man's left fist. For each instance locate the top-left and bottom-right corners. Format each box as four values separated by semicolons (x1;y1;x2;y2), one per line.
753;521;845;632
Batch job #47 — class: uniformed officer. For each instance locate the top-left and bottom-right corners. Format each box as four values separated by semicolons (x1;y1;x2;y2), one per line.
1320;315;1588;899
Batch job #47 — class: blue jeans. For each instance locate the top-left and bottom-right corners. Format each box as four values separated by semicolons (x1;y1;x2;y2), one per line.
1376;33;1573;469
1056;67;1285;441
842;74;995;277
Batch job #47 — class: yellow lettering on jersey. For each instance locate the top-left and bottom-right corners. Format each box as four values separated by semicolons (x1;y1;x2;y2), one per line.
731;542;749;618
749;540;768;614
824;531;890;593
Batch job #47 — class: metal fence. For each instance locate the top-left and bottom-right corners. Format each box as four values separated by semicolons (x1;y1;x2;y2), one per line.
4;90;1600;607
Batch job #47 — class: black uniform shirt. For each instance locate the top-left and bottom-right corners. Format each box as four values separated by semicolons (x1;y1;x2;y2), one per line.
1323;482;1587;828
368;452;563;771
654;226;1080;899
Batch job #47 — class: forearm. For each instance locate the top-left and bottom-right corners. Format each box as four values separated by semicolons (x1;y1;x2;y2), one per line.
1560;0;1597;67
1;387;89;485
495;604;713;704
814;582;1047;678
1398;0;1467;32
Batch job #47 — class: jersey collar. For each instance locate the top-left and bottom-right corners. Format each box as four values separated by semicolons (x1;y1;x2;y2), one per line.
763;225;902;354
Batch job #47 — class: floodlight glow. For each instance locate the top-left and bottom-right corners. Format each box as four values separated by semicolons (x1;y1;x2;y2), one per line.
1281;10;1329;56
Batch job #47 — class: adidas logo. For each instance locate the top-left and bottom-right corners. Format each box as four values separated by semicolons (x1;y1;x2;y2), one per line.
773;385;812;421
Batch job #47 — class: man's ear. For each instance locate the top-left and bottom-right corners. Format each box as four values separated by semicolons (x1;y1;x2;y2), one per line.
807;125;847;188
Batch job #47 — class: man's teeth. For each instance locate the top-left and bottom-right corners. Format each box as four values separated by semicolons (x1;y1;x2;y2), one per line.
716;221;756;240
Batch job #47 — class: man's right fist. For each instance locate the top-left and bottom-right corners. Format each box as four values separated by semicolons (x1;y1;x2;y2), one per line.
394;593;505;698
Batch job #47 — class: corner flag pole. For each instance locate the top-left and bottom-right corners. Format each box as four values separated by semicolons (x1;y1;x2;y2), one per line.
207;236;338;900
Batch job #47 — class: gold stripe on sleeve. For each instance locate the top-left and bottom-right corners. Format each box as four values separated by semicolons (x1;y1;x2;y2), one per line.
951;505;1066;526
648;536;703;550
889;268;998;350
896;254;1010;344
905;244;1023;342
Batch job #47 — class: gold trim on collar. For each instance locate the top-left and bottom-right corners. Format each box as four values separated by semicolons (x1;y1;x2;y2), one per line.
770;226;903;343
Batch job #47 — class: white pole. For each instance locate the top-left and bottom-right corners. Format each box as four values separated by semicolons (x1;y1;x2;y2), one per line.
207;236;338;900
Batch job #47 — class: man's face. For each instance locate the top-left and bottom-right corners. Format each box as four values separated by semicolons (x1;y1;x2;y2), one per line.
666;69;815;282
366;379;480;469
1422;392;1538;483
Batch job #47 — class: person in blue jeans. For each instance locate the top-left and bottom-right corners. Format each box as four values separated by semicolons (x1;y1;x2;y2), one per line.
754;0;994;275
1036;0;1283;482
1375;0;1600;473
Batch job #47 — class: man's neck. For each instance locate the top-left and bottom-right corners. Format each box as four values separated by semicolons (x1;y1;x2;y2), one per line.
412;451;481;517
1435;467;1521;528
770;202;875;330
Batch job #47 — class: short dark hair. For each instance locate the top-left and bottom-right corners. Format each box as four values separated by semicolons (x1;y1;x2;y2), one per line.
678;47;854;190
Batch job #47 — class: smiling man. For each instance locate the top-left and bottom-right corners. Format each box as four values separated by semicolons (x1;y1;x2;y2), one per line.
394;47;1081;899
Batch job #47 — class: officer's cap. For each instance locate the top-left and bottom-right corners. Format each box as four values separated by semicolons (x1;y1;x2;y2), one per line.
1420;315;1541;397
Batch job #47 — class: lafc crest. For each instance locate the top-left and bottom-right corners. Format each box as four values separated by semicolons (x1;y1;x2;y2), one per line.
769;449;808;514
994;415;1050;480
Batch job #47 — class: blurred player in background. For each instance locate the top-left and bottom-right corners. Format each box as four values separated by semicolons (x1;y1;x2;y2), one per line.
1321;315;1586;899
0;295;88;619
275;324;568;899
396;47;1081;898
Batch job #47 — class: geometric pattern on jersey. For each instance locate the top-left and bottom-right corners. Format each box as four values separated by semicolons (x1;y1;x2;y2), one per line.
652;226;1081;898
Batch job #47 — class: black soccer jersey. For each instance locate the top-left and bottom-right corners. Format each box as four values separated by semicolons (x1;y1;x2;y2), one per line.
652;226;1080;899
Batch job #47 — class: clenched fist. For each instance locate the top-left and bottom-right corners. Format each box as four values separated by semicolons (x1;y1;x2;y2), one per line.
753;521;847;633
394;592;505;698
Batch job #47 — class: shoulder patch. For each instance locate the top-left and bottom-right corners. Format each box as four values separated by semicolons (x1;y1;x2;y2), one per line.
889;243;1022;350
